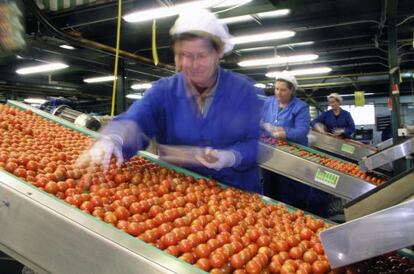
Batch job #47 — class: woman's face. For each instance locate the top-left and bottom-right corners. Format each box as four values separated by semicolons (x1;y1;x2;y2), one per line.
275;80;294;104
328;97;340;111
174;38;221;87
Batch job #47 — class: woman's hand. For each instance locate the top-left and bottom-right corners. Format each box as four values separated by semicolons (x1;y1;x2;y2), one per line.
195;147;236;171
314;122;327;133
76;135;124;171
262;122;286;139
332;128;345;136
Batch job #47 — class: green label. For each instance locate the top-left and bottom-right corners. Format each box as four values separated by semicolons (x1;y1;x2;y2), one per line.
314;169;340;188
341;143;355;154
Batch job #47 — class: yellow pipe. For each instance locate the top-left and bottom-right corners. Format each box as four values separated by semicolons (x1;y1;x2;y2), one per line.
110;0;122;117
72;35;174;71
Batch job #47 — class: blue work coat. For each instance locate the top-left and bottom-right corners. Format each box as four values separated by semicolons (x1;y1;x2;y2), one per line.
106;67;261;193
311;109;355;138
261;96;310;146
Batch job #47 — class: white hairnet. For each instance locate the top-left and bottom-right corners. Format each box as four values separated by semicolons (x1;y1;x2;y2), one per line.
327;93;343;103
170;8;234;54
275;71;298;90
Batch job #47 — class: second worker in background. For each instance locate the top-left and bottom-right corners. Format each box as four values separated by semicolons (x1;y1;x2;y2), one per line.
261;72;332;217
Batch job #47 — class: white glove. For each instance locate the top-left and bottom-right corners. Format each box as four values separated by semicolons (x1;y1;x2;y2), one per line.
195;147;236;171
307;133;317;145
314;122;327;133
262;122;275;133
158;144;204;166
261;123;286;139
77;135;124;171
332;128;345;136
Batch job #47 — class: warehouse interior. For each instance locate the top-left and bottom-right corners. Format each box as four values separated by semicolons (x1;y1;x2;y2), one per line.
1;0;413;143
1;0;414;273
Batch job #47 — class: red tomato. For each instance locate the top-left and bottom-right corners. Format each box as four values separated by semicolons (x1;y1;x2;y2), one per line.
195;257;211;271
195;243;211;259
209;252;226;268
303;249;318;264
44;181;58;194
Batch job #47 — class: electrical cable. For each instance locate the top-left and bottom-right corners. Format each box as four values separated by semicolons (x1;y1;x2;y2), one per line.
397;14;414;26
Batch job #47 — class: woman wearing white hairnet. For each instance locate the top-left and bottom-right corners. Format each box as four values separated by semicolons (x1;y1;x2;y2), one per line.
311;93;355;138
260;72;313;210
80;8;262;193
261;73;331;217
261;71;310;145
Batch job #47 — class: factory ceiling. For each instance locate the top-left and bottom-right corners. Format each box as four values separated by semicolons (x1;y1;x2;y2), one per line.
1;0;414;108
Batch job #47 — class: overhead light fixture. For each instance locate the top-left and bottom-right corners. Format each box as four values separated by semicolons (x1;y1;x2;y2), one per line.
258;9;290;18
266;67;332;78
23;98;47;104
60;44;75;50
123;0;251;23
83;75;116;83
16;62;68;75
219;9;290;25
254;83;266;89
219;15;253;24
131;83;152;90
212;0;252;8
231;31;295;45
126;93;144;100
237;42;314;53
238;54;318;67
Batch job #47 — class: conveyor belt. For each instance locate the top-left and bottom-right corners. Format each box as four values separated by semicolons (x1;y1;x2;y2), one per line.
258;138;386;201
309;130;378;162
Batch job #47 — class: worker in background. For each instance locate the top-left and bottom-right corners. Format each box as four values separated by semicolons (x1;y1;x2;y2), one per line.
311;93;355;138
261;71;310;146
260;72;331;217
78;8;262;193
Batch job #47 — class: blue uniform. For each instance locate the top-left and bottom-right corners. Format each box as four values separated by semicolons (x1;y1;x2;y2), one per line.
311;109;355;138
105;67;261;193
261;96;310;145
260;95;333;217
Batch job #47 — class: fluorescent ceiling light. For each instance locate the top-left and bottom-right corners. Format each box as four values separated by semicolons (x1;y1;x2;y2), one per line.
219;15;252;24
126;93;143;100
237;41;314;53
266;67;332;78
212;0;252;8
258;9;290;18
401;72;413;78
219;9;290;24
83;75;116;83
254;83;266;88
60;44;75;50
16;63;68;75
238;54;319;67
237;46;274;52
123;0;251;23
131;83;152;90
24;98;47;104
231;31;295;45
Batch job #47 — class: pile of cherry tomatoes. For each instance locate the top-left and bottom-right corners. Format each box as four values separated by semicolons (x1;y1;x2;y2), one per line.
0;104;333;274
